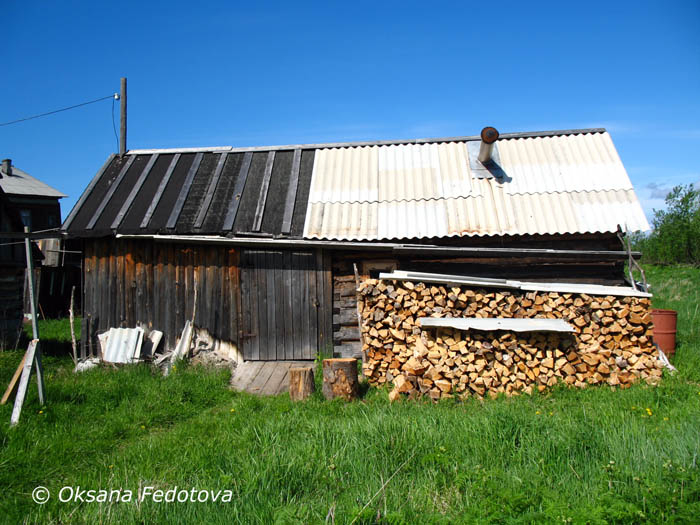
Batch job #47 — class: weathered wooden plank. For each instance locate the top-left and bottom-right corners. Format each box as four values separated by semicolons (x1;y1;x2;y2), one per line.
109;248;117;329
207;247;218;336
322;251;333;356
86;155;136;230
283;251;294;361
334;342;363;359
291;253;303;360
194;152;228;229
10;340;39;425
1;352;27;405
230;249;240;345
222;151;253;230
252;151;276;232
166;152;203;229
281;149;302;234
308;252;318;360
111;154;159;229
248;362;278;394
141;153;180;229
163;245;174;349
270;252;283;360
239;252;250;359
257;251;269;360
304;253;315;359
265;251;277;359
124;244;135;325
260;361;289;395
333;325;361;342
230;361;264;391
248;251;260;360
175;247;184;332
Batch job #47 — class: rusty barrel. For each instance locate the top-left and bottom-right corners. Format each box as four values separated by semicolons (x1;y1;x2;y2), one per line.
651;309;677;355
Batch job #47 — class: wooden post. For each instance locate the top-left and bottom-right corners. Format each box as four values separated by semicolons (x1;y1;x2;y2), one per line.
289;367;315;401
322;358;359;400
119;77;127;155
24;227;45;405
10;339;39;425
80;316;88;360
69;286;77;365
1;352;26;405
353;263;366;377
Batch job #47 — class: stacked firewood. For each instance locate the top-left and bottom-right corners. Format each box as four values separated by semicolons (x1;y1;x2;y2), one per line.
357;279;662;401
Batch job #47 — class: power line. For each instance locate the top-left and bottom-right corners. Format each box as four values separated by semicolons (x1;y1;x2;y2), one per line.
112;96;120;152
0;94;118;127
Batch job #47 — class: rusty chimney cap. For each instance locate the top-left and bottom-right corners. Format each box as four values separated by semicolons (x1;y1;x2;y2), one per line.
480;127;499;144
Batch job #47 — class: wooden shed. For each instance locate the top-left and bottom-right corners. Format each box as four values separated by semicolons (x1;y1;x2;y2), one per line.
62;127;649;361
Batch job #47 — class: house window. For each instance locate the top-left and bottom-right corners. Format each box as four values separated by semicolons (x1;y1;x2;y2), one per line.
48;215;58;228
20;210;31;229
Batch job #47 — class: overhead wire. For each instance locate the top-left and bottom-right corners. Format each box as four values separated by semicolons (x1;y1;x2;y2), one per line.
112;96;120;151
0;94;116;127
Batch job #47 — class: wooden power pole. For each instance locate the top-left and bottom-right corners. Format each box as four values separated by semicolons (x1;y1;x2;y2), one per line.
119;77;127;155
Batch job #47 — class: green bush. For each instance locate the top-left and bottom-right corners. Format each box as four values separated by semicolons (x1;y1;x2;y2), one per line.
632;184;700;265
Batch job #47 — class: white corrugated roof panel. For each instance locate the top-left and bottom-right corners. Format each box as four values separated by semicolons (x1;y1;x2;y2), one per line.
499;133;634;194
303;130;650;241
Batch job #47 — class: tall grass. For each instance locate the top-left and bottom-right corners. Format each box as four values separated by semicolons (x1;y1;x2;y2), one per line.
0;266;697;524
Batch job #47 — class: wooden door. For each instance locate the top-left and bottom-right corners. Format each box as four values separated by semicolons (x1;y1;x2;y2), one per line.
240;250;324;361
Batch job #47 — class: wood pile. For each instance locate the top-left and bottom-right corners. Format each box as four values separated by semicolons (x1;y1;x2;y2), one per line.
357;279;662;401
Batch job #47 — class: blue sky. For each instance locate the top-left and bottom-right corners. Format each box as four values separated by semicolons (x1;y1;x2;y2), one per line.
2;1;699;224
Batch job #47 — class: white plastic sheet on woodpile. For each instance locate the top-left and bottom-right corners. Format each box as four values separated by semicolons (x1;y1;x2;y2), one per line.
303;131;650;240
418;317;576;333
379;270;652;298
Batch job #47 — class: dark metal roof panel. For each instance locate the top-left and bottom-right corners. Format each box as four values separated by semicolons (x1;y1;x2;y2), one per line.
67;154;131;232
64;148;315;238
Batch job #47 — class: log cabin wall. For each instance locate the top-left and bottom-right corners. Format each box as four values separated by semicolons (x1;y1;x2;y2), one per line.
83;238;240;351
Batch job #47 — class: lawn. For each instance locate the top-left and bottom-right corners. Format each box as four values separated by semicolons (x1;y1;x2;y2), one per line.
0;266;698;524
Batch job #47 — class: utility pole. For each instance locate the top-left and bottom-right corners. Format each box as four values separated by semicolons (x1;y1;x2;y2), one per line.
119;77;127;155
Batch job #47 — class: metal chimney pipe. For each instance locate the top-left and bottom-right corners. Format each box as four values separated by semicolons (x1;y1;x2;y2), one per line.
119;77;127;155
477;127;499;164
1;158;11;177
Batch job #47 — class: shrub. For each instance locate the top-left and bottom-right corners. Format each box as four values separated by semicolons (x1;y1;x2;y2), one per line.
633;184;700;265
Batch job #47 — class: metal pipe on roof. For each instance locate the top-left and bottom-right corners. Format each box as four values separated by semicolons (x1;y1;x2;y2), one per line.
477;126;499;164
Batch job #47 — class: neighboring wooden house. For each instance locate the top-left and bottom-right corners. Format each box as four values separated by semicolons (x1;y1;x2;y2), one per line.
0;158;67;345
62;128;649;361
0;159;64;231
0;159;74;328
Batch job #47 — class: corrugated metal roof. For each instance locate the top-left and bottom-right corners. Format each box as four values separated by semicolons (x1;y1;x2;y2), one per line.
101;327;144;364
305;187;649;240
303;131;649;240
64;128;649;242
309;142;477;204
0;166;67;198
499;133;633;194
63;149;316;237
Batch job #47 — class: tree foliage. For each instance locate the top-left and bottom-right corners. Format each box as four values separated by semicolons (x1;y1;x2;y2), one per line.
632;184;700;265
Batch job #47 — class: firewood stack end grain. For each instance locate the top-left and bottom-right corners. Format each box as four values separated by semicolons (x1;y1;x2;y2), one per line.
357;279;662;402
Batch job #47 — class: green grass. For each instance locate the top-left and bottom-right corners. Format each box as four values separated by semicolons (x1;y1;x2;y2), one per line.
0;266;698;524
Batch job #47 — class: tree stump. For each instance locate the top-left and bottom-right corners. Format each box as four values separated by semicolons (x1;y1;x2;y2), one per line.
289;367;315;401
322;358;359;400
